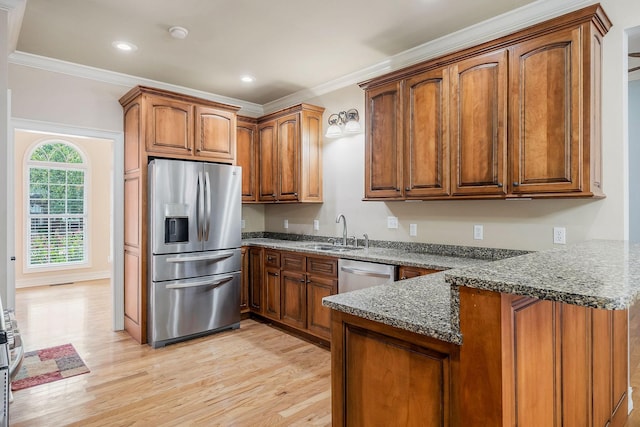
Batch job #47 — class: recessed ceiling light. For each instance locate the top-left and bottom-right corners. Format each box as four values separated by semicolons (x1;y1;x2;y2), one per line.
112;41;137;52
241;75;255;83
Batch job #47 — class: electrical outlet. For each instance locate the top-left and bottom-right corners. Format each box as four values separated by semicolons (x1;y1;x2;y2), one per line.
409;223;417;236
387;216;399;229
553;227;566;244
283;219;289;229
241;219;246;229
474;224;484;240
313;219;320;231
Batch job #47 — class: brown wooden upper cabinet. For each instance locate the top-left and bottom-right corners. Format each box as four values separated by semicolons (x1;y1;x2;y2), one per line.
254;104;325;203
361;4;610;200
236;116;258;202
126;86;239;164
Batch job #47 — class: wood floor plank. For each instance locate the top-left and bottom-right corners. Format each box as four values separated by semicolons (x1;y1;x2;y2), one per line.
9;281;331;426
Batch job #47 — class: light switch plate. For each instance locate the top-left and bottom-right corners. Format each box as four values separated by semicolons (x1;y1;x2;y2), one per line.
283;219;289;229
387;216;399;229
409;224;417;236
313;219;320;231
474;224;484;240
241;219;246;229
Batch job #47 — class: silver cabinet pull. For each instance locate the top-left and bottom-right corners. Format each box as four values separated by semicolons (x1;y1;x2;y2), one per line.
166;275;233;289
165;251;235;263
340;266;392;279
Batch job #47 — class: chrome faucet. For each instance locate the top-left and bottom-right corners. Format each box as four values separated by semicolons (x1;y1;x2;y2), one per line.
336;214;347;246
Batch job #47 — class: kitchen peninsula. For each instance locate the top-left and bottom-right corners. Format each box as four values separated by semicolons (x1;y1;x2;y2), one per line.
324;240;640;426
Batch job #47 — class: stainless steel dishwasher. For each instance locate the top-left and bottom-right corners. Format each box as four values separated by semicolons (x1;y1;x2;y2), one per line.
338;259;397;293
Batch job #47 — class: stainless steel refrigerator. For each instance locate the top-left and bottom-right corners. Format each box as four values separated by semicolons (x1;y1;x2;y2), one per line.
148;158;241;348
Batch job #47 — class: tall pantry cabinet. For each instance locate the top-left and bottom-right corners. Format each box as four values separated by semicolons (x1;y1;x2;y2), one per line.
120;86;240;344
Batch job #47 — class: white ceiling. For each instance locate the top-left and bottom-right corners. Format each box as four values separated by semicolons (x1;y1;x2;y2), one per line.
15;0;542;105
11;0;640;105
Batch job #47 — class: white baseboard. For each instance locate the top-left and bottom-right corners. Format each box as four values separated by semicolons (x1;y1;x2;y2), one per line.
16;270;110;288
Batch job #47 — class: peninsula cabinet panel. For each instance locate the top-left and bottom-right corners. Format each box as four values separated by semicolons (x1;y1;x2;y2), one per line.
364;81;403;199
331;311;459;426
510;28;582;195
451;49;508;196
240;247;249;313
194;105;236;163
404;67;450;198
236;117;258;202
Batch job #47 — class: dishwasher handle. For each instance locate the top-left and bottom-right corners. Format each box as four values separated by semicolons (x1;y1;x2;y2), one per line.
340;266;393;279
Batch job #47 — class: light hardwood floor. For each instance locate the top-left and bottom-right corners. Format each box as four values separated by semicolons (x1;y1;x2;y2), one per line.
9;280;332;426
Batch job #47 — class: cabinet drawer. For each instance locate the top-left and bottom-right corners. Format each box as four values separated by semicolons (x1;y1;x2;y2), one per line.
307;256;338;278
282;252;306;272
264;250;281;268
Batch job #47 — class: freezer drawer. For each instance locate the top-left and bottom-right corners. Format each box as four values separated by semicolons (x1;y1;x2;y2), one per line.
152;249;241;282
148;271;241;348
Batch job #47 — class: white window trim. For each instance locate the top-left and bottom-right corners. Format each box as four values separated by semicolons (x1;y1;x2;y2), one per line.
24;140;91;272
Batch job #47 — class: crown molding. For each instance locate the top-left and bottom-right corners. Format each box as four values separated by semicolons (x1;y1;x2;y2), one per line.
0;0;25;52
9;51;264;117
263;0;595;114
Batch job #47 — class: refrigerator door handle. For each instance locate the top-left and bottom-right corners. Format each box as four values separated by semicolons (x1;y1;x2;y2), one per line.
165;275;234;290
204;171;211;241
165;251;235;263
197;171;205;241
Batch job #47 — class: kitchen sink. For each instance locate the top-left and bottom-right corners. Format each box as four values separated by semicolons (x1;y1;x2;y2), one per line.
301;243;363;252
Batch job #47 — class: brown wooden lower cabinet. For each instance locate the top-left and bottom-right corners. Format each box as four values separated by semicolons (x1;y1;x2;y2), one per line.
331;287;629;426
245;248;337;343
398;265;441;280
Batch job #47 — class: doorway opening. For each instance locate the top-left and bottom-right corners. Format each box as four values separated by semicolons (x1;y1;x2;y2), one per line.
9;119;124;333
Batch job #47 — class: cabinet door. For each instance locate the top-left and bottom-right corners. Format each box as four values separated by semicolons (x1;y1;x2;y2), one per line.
364;81;403;199
404;67;450;198
277;113;300;201
450;49;508;196
237;118;258;202
510;28;581;194
146;95;193;155
264;266;281;320
258;120;278;202
281;270;307;329
300;109;323;202
194;106;236;163
306;275;337;340
248;247;263;312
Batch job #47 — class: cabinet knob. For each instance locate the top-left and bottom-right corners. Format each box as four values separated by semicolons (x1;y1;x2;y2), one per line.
299;279;305;283
513;182;519;187
405;187;410;191
294;193;298;197
395;188;401;192
400;276;407;280
272;193;276;197
274;272;279;277
497;183;503;188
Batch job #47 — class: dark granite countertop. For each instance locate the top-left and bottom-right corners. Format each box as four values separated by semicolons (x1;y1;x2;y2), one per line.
322;272;462;345
445;240;640;310
242;238;489;270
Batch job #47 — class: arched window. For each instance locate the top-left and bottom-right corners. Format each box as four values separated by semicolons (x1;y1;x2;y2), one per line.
27;141;88;267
